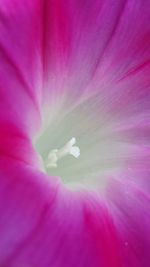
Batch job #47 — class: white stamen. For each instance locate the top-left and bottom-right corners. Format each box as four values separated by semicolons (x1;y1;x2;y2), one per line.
46;137;80;168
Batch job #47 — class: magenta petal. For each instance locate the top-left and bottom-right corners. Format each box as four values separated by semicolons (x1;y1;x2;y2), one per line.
0;159;121;267
42;0;129;103
0;1;43;136
107;176;150;267
0;123;43;168
42;1;150;103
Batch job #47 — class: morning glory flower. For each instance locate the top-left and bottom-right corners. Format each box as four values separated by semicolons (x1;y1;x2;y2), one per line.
0;0;149;266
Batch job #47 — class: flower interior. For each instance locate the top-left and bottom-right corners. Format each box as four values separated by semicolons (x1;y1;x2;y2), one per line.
35;93;128;190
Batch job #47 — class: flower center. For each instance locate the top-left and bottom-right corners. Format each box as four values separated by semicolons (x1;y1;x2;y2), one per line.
46;137;80;168
35;94;127;190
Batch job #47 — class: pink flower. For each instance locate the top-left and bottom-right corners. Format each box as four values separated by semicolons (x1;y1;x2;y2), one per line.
0;0;149;266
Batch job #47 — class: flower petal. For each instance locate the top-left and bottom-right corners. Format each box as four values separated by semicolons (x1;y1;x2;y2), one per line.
0;0;43;136
107;175;150;267
42;1;150;104
0;158;121;267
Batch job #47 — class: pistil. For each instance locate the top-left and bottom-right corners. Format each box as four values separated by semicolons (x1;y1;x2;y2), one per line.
46;137;80;168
